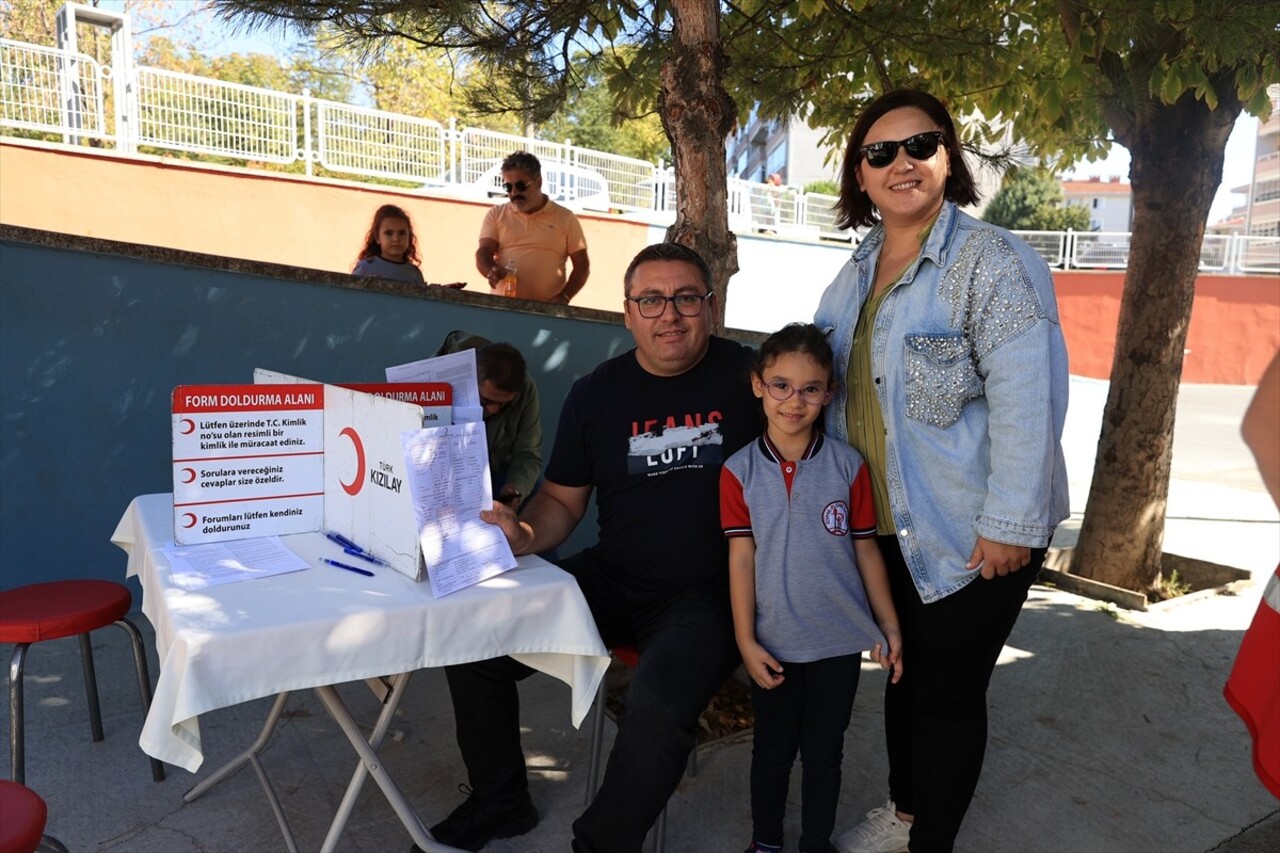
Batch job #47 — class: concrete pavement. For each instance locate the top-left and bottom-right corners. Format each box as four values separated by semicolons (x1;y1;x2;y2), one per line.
3;377;1278;852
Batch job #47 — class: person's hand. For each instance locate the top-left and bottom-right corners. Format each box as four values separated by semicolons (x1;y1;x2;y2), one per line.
738;639;784;690
870;625;903;684
480;500;533;551
486;265;506;287
497;486;522;509
966;537;1031;579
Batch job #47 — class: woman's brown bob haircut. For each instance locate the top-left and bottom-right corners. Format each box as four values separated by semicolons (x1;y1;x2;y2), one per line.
836;89;981;230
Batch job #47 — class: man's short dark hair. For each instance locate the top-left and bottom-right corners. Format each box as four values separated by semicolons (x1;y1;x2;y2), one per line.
623;242;713;295
477;342;527;394
501;151;541;178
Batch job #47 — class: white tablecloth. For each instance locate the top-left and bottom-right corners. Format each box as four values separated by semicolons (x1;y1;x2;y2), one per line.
112;493;609;772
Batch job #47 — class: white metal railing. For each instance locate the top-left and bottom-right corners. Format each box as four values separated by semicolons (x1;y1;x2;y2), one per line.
1;34;1278;272
803;193;851;241
1012;230;1070;268
1236;236;1280;273
1199;234;1231;272
0;38;109;142
1008;229;1278;275
133;66;297;163
1069;230;1131;269
573;146;661;212
316;98;448;183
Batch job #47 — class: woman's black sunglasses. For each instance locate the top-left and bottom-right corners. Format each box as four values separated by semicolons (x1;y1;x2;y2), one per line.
859;131;945;169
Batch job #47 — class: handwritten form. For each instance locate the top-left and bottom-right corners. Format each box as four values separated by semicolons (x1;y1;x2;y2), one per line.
401;422;517;597
386;350;484;424
160;537;310;590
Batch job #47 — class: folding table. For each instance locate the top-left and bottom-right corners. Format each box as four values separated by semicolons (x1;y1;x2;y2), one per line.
112;493;609;852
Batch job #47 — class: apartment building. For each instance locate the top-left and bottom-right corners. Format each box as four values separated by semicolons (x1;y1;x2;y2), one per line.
1062;176;1134;232
1211;83;1279;237
1241;84;1280;237
724;106;840;189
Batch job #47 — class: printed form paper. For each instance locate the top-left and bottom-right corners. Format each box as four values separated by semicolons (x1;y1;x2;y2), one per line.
386;350;484;424
402;422;517;598
160;537;310;590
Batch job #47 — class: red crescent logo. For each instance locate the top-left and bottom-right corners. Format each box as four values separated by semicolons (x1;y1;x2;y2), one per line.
180;418;195;434
182;513;197;528
339;427;365;496
181;468;196;484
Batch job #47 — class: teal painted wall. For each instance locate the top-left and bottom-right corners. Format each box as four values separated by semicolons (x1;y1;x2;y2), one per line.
0;235;652;589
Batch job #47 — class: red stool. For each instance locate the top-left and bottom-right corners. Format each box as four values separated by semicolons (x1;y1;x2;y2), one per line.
0;580;165;785
0;780;68;853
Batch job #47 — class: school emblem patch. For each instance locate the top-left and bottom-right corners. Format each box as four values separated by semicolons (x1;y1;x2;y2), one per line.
823;500;849;536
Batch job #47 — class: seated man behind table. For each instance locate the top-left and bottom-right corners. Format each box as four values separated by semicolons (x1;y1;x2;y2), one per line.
436;330;542;509
426;242;758;853
475;150;591;304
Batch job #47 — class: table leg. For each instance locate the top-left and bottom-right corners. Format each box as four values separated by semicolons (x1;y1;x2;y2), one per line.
319;674;405;850
313;680;442;853
183;691;299;853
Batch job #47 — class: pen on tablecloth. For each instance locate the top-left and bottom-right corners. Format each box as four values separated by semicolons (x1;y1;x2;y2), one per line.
321;558;375;578
325;531;361;551
343;547;389;566
325;530;387;564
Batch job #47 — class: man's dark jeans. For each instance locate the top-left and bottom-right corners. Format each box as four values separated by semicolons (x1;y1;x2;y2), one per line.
442;551;739;853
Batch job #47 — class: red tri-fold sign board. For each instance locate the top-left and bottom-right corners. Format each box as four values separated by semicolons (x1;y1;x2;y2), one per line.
171;384;326;544
171;376;452;582
341;382;451;427
253;370;439;581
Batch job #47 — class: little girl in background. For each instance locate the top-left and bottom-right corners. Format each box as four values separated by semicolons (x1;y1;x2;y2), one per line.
720;322;903;853
352;204;424;285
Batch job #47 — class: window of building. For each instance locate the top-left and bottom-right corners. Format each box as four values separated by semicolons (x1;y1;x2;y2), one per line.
766;140;787;179
1255;179;1280;203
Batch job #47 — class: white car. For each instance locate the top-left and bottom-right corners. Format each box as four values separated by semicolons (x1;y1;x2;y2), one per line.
472;161;612;211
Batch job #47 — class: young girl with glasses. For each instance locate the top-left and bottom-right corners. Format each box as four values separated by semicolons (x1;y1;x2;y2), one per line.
352;204;424;285
720;322;902;853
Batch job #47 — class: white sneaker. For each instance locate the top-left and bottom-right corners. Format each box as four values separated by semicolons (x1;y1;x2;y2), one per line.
835;799;912;853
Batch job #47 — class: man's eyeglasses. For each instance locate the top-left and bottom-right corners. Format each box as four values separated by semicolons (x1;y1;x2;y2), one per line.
480;393;517;412
625;292;713;319
859;130;945;169
503;178;538;193
763;380;831;406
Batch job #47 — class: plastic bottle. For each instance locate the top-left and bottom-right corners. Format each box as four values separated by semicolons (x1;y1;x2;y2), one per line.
499;260;518;298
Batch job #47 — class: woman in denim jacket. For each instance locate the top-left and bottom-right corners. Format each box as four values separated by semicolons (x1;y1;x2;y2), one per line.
816;90;1069;853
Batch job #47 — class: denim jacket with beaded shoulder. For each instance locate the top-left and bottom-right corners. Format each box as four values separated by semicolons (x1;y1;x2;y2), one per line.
815;201;1070;603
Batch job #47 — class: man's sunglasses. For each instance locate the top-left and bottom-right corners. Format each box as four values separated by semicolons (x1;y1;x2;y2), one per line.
859;131;945;169
503;178;538;193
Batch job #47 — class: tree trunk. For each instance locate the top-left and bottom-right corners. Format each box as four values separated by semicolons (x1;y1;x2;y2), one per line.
1070;88;1239;594
659;0;737;332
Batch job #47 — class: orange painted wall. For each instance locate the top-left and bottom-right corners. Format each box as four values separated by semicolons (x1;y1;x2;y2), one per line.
0;141;649;312
1054;271;1280;385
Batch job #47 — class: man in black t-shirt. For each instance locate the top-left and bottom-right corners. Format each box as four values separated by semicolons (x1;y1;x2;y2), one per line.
427;243;757;853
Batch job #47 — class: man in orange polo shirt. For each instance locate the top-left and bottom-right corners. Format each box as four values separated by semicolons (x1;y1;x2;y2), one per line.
475;151;591;304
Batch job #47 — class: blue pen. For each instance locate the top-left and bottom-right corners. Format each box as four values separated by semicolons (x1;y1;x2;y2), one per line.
325;531;361;551
321;558;374;578
344;547;389;566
